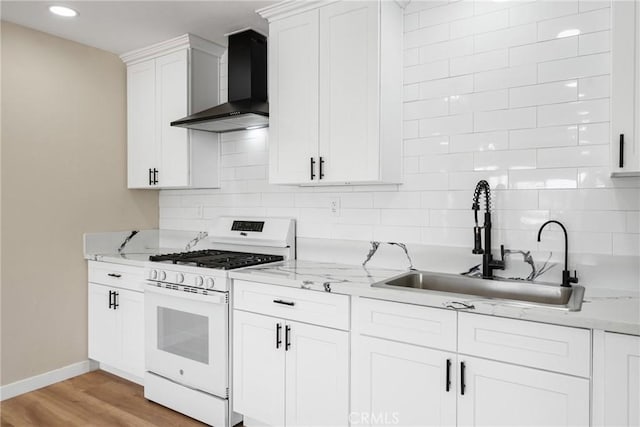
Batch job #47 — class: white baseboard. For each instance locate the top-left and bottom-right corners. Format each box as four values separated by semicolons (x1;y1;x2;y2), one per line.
0;360;97;401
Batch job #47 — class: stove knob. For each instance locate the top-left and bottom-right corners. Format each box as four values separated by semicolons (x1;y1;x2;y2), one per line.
195;276;204;287
159;271;166;281
149;269;158;280
205;278;215;289
176;273;184;284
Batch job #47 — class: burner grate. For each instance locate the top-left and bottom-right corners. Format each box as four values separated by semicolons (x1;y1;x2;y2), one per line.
149;249;283;270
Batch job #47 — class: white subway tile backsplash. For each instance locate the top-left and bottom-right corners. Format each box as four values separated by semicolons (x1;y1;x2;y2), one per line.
160;1;637;260
450;131;509;153
474;23;537;52
420;113;473;136
404;98;449;120
420;75;474;99
405;23;450;49
404;60;450;84
419;36;474;63
374;192;422;209
448;170;508;190
539;189;640;211
578;30;610;55
419;0;474;28
449;90;508;114
474;149;537;171
537;99;610;127
450;49;508;76
538;144;609;168
380;209;428;226
510;125;578;149
509;37;578;66
421;152;474;173
509;80;577;108
510;1;578;26
509;168;578;189
474;64;537;91
613;234;640;256
537;8;610;42
474;107;536;132
538;52;610;83
405;136;450;156
550;210;627;233
578;75;609;100
451;9;509;39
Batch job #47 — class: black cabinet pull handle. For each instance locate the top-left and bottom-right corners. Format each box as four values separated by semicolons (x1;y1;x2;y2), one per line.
108;290;114;309
310;157;316;180
460;361;466;395
276;323;282;349
113;291;119;309
285;325;291;350
619;134;625;168
107;273;121;278
153;168;159;185
446;359;451;392
148;168;153;186
319;156;325;179
273;299;295;306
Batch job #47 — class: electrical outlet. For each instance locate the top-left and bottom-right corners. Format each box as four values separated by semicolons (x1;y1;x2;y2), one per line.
197;205;203;218
329;197;340;217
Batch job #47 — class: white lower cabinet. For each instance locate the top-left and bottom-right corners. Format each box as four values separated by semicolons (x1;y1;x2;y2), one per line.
88;283;144;380
352;297;591;427
603;332;640;426
353;335;456;427
457;356;589;427
87;261;145;382
233;308;349;427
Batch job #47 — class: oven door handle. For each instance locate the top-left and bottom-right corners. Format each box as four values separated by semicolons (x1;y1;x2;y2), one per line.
145;283;227;305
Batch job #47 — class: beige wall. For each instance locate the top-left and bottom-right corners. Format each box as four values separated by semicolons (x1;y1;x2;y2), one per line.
0;21;158;386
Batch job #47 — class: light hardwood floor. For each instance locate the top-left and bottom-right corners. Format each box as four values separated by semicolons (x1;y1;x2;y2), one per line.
1;370;207;426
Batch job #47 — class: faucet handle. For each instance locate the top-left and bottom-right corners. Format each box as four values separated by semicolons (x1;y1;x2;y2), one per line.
570;270;579;284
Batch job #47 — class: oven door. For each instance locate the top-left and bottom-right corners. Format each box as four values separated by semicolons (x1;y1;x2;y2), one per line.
145;284;228;397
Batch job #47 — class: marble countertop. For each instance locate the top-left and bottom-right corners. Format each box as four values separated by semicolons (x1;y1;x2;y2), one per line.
230;260;640;336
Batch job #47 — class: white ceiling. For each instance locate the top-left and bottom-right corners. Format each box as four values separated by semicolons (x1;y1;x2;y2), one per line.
1;1;279;55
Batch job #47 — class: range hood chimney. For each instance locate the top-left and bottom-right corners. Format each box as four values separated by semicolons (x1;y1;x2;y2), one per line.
171;29;268;133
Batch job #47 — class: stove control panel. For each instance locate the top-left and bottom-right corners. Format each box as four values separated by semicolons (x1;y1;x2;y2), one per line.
147;269;222;291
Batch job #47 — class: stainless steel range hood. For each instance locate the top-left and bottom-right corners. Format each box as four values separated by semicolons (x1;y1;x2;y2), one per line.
171;30;268;133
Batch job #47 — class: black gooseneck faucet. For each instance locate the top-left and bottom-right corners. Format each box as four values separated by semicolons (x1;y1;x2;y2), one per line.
537;220;579;287
472;180;505;279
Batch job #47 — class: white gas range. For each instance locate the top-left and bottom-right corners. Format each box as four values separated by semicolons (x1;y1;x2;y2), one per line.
144;217;295;427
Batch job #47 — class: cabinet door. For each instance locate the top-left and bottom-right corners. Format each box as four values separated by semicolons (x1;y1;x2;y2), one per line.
285;320;349;427
156;49;190;188
458;356;589;427
118;289;145;379
611;0;640;175
353;335;456;427
88;283;119;367
233;310;285;426
319;1;380;183
604;333;640;426
268;9;320;184
127;59;156;189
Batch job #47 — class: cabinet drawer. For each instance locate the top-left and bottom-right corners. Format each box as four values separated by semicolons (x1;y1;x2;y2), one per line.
233;280;350;330
458;313;591;377
356;298;457;352
88;260;145;292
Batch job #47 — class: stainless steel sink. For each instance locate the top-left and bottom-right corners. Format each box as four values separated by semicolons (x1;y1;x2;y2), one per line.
372;270;585;311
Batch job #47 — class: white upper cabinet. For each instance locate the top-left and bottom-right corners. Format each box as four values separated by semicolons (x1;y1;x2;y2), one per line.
611;0;640;176
268;9;320;185
260;0;403;185
122;34;225;189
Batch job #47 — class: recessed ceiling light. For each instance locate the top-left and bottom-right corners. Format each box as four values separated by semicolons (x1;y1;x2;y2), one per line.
49;6;78;17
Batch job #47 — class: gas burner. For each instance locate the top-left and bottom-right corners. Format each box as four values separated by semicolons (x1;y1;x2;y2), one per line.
149;249;284;270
